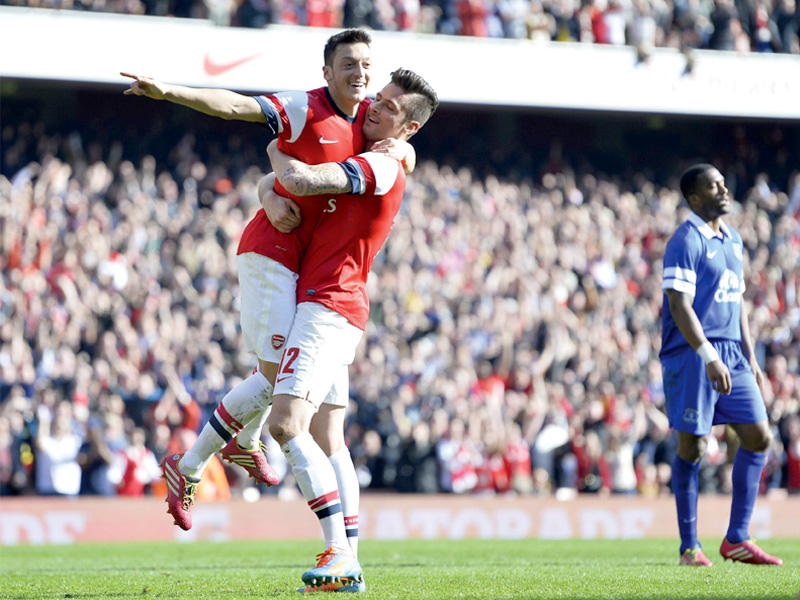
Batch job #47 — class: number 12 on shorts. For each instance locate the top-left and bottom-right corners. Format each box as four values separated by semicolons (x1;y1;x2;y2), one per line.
276;347;299;384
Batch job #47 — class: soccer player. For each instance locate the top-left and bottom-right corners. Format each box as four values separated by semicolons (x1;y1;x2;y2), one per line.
660;163;783;567
260;68;438;592
121;29;380;530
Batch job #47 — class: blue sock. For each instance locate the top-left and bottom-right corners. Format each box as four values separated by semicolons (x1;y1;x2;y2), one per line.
672;455;700;554
726;448;767;544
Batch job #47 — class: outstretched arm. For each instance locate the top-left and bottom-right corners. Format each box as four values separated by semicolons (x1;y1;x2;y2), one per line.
121;72;265;122
666;289;732;394
267;140;353;196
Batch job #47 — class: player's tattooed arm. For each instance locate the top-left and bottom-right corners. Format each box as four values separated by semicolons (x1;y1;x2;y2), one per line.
267;140;352;196
280;162;353;196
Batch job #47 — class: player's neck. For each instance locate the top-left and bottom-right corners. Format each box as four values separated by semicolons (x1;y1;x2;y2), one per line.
693;208;724;237
707;217;723;236
328;90;359;118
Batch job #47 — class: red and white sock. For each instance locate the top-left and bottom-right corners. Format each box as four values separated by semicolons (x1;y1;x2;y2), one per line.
180;372;272;478
282;432;349;554
329;446;360;558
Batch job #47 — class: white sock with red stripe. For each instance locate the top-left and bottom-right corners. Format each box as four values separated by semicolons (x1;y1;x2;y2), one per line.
236;406;272;452
329;446;359;558
179;372;273;478
282;432;349;554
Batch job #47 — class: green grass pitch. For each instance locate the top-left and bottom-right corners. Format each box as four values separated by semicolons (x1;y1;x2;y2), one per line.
1;538;797;599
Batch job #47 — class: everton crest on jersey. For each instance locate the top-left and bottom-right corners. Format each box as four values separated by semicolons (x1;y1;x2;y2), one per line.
660;212;746;357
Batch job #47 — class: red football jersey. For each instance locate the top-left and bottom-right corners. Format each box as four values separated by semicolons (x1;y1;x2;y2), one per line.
237;87;370;273
295;152;406;330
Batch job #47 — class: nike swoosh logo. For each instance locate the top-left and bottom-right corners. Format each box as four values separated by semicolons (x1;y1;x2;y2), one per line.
203;53;261;77
276;376;291;384
319;136;338;144
707;250;717;259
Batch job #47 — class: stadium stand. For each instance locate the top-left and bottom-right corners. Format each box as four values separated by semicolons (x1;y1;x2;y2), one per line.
1;0;798;53
2;76;798;500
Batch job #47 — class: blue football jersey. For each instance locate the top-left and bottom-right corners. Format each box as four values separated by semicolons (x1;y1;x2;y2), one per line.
660;212;746;357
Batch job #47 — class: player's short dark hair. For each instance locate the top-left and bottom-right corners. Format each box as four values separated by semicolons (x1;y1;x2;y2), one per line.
390;68;439;133
679;163;716;199
324;29;372;66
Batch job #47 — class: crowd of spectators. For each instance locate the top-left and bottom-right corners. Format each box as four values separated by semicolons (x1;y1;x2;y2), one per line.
1;101;799;502
3;0;800;53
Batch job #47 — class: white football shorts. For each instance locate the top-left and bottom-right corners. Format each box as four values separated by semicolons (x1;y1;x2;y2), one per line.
273;301;363;408
237;252;298;363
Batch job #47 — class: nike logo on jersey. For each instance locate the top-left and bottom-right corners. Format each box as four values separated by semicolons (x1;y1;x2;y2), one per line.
706;250;718;259
276;375;291;384
203;53;261;76
319;136;338;144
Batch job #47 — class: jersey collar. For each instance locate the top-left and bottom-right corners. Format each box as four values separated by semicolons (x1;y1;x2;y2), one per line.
324;87;358;124
687;211;730;240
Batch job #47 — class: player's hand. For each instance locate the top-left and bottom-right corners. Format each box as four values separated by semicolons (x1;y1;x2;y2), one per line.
120;72;168;100
751;360;768;398
370;138;404;158
262;189;301;233
266;139;280;159
706;360;732;395
372;138;416;174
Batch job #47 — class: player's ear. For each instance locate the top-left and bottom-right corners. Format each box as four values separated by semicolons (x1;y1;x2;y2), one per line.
402;121;420;138
322;65;333;83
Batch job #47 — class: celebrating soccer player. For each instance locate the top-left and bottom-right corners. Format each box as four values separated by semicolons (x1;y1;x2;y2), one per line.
121;30;379;530
660;163;783;567
260;67;438;592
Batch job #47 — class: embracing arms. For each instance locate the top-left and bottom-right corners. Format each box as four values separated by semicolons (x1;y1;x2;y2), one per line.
267;140;353;196
266;138;414;197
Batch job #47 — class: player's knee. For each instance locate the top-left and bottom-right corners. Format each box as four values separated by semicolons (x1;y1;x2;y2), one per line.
681;447;705;463
678;435;706;462
749;429;773;453
268;420;292;446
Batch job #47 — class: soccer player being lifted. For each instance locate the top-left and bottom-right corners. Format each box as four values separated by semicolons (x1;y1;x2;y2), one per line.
260;68;438;592
660;164;783;567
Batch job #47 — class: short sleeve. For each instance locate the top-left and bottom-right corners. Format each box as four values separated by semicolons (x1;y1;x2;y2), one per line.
662;228;701;296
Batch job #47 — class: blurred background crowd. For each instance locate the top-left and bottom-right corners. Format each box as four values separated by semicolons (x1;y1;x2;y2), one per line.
2;0;800;53
1;81;799;503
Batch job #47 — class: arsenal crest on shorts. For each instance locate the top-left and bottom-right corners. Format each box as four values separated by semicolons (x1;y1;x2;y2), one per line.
272;335;285;350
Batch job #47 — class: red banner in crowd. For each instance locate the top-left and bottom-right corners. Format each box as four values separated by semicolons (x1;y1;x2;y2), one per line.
2;494;799;545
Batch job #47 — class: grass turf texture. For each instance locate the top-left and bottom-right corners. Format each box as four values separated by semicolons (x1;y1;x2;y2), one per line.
0;539;797;600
